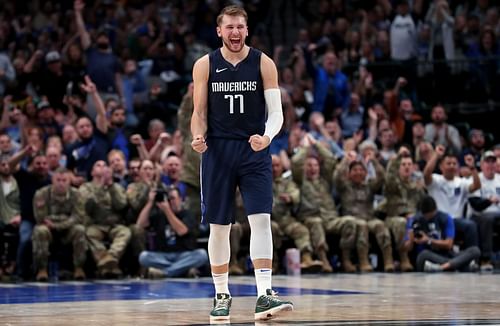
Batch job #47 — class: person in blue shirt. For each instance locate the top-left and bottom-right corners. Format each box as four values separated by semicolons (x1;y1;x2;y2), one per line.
403;195;480;272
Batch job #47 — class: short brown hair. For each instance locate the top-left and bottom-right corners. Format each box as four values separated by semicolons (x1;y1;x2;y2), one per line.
217;5;248;26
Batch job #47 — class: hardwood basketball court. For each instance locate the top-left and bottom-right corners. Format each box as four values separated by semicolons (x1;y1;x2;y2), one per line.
1;273;500;325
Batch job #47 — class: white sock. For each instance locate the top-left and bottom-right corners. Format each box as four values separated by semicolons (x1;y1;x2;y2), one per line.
212;272;230;295
254;268;272;297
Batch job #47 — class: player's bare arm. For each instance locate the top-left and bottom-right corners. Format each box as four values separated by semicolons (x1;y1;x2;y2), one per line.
248;53;283;151
191;55;209;153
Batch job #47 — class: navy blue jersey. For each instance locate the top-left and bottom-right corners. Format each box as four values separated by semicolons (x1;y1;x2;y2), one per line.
207;48;265;140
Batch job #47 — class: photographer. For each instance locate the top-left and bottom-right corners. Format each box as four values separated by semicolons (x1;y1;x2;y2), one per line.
136;185;208;278
404;196;480;272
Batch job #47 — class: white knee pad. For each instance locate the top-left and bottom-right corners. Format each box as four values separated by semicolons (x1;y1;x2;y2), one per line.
208;224;231;266
248;213;273;260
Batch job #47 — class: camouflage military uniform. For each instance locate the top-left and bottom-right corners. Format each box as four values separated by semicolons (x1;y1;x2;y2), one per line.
292;143;353;272
273;172;313;254
177;91;202;219
78;181;131;272
0;176;20;224
32;185;87;270
381;156;426;271
126;181;152;273
334;158;393;272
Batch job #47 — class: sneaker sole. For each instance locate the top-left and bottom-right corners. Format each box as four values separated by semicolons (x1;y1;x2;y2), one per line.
254;303;293;320
210;315;230;322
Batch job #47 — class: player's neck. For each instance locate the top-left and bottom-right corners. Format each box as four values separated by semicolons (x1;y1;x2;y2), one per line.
220;45;249;66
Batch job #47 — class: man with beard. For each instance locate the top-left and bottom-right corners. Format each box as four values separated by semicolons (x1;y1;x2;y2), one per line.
191;5;292;321
424;105;461;154
66;115;109;181
424;145;481;250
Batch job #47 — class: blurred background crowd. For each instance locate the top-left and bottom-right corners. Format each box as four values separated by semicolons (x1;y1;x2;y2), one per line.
0;0;499;281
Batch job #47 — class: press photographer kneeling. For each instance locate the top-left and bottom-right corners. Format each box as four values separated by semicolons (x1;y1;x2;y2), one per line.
136;185;208;278
404;196;481;272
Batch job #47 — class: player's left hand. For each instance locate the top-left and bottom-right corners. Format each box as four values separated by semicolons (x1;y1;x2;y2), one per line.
249;134;270;151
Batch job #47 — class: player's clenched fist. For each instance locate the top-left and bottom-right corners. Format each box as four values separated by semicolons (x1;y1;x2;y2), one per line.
249;134;270;152
191;135;207;153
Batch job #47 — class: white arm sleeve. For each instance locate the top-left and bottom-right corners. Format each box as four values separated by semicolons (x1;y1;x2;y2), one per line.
263;88;284;141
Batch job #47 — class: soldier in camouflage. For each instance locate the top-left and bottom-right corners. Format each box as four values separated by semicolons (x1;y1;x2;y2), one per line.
381;148;426;271
78;160;130;277
334;151;394;272
271;155;323;273
126;159;165;276
32;168;87;281
176;84;202;220
292;134;356;273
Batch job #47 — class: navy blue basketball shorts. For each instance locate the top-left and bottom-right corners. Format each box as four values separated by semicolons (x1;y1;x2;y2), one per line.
200;138;273;225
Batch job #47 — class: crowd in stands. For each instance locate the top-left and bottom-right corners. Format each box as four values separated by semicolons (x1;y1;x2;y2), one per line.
0;0;499;281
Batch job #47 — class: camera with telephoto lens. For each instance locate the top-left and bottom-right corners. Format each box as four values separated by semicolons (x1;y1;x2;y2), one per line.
412;222;424;239
154;189;168;202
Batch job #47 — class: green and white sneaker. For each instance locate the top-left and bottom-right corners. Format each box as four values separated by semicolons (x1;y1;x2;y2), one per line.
210;293;232;321
254;289;293;320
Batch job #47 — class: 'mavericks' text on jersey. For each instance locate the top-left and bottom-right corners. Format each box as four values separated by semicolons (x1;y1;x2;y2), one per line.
207;48;266;140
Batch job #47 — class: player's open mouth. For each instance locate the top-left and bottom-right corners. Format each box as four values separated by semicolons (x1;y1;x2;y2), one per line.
230;39;240;45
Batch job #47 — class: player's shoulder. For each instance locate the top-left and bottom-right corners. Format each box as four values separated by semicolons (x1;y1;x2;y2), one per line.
259;50;275;66
193;54;210;69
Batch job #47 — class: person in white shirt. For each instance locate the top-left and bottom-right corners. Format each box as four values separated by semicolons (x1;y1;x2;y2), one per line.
423;144;481;249
390;0;417;61
469;151;500;270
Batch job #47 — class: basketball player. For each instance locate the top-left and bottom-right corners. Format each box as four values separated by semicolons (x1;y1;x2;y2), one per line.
191;5;293;322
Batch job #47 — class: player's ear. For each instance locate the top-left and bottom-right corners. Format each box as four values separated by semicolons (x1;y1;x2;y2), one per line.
216;27;221;37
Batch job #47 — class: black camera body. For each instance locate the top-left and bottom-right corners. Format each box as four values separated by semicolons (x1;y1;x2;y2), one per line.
155;189;168;202
412;220;427;239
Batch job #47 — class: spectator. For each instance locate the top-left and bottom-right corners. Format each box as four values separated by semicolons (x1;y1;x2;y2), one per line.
46;146;64;175
423;145;481;249
307;50;350;120
0;96;23;146
0;49;16;97
469;151;500;271
424;105;462;153
425;0;455;101
271;154;323;273
0;154;20;277
381;149;426;271
62;124;79;151
0;133;16;157
74;0;124;114
34;100;62;140
8;148;51;279
378;128;397;166
390;0;417;88
78;161;130;278
340;93;364;138
160;154;187;200
404;196;480;272
137;186;209;278
127;158;142;184
32;168;87;281
461;129;486;169
334;151;394;272
292;134;356;273
66;116;109;180
108;149;130;189
33;51;69;111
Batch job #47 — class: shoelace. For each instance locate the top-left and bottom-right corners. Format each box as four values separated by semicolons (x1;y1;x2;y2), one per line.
214;297;230;310
266;290;283;304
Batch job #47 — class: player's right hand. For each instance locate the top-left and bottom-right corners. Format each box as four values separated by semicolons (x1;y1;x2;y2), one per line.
191;135;207;153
